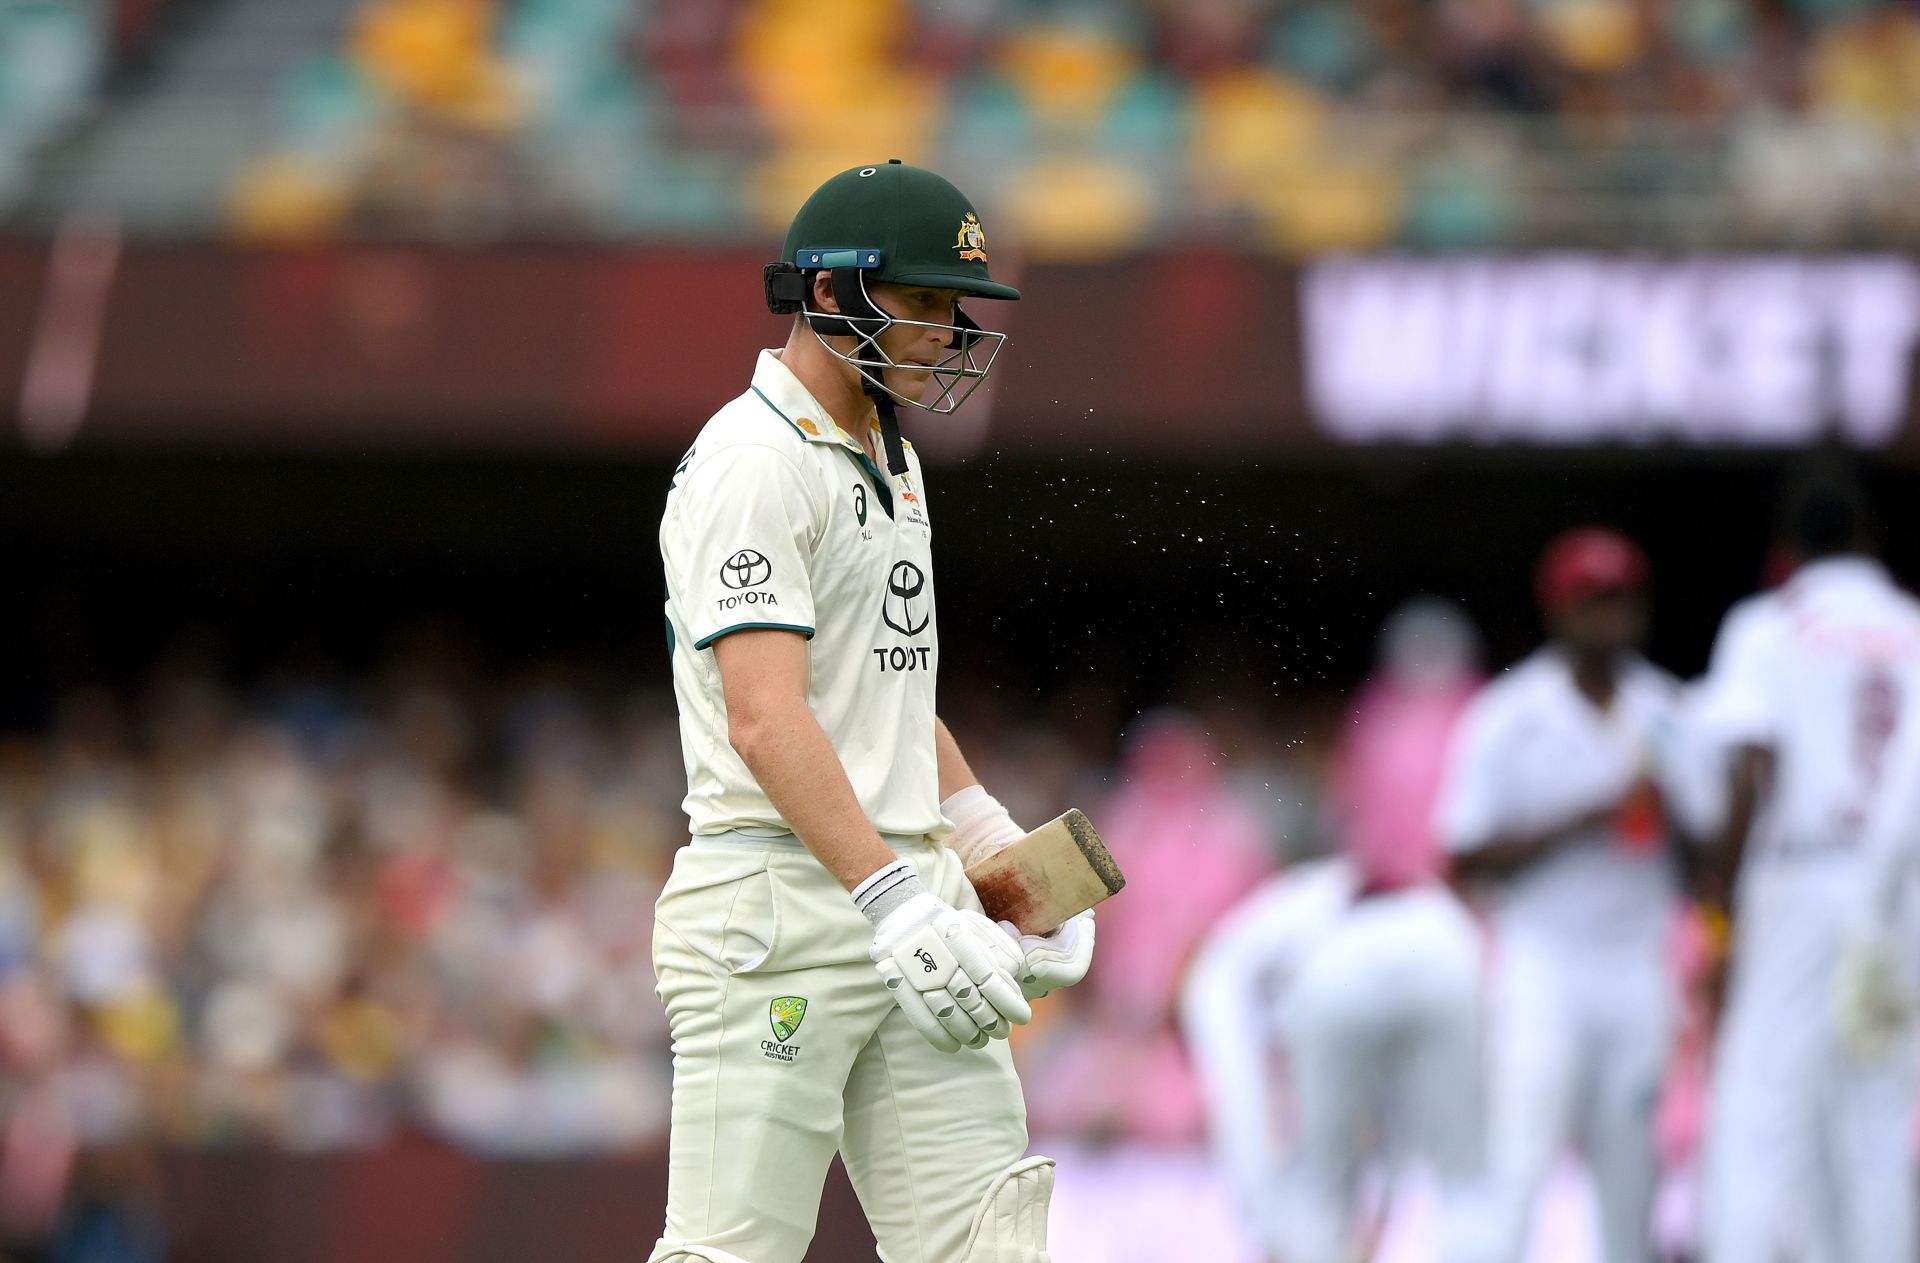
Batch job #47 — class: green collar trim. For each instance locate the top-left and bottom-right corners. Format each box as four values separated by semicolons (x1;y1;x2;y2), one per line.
750;385;809;441
840;447;893;519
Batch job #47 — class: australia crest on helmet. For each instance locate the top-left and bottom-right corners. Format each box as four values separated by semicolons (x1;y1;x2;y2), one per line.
955;212;988;262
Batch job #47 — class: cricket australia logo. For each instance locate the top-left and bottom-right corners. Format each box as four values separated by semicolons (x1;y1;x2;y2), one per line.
770;996;807;1041
763;996;808;1063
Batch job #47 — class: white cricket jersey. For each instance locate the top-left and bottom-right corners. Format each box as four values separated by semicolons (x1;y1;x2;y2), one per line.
1436;648;1683;949
1694;557;1920;917
660;350;942;838
1662;591;1785;844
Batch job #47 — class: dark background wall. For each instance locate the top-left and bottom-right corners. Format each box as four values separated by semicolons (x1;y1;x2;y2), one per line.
7;446;1908;736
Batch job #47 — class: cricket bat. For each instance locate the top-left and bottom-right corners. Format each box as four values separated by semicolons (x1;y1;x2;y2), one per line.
966;809;1126;936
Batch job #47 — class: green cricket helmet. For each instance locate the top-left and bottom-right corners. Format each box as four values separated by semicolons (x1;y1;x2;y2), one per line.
763;160;1018;424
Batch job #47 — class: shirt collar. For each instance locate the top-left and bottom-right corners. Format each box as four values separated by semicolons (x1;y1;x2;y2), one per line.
750;349;889;458
1788;554;1887;592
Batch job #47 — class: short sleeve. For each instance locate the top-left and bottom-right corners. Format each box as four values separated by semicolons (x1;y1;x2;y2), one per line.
1434;690;1506;853
665;444;821;651
1693;603;1786;748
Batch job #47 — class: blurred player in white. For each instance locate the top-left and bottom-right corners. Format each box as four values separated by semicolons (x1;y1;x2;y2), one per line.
1436;529;1685;1263
651;162;1092;1263
1696;483;1920;1263
1184;599;1491;1263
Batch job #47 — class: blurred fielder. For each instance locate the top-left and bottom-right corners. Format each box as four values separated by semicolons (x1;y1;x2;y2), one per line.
650;162;1093;1263
1184;599;1491;1263
1437;529;1686;1263
1695;483;1920;1263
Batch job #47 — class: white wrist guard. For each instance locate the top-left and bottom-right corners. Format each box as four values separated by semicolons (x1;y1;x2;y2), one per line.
853;858;924;927
941;786;1024;869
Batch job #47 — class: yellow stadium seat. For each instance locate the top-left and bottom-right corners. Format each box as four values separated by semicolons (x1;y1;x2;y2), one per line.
1535;0;1647;75
998;157;1155;261
1253;158;1401;255
996;22;1140;134
351;0;518;126
226;154;357;241
1189;67;1329;207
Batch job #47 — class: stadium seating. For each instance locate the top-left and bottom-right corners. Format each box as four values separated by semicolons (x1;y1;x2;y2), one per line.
0;0;107;213
209;0;1920;251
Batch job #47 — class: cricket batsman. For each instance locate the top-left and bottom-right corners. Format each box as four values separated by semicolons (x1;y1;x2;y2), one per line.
648;161;1094;1263
1695;482;1920;1263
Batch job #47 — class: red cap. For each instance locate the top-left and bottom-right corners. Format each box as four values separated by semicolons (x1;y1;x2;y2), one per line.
1536;527;1649;614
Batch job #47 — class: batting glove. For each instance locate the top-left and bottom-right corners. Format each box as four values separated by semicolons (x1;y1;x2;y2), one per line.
997;910;1096;1000
856;860;1032;1053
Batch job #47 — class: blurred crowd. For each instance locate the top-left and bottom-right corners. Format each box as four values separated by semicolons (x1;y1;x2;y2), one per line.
0;649;1334;1251
0;1;106;211
217;0;1920;250
13;0;1920;247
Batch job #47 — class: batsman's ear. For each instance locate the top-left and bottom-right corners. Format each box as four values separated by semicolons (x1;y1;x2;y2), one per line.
810;269;841;314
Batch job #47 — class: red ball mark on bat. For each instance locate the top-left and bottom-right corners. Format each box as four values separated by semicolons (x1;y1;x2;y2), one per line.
972;866;1047;937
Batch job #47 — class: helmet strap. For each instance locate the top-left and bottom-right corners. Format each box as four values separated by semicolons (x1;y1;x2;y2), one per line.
814;267;887;342
812;267;908;474
865;376;910;476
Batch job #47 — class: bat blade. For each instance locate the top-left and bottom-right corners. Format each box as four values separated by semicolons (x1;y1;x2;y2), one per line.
965;808;1125;936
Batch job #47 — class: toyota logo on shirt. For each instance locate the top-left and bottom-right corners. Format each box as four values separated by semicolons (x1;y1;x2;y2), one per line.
721;550;772;590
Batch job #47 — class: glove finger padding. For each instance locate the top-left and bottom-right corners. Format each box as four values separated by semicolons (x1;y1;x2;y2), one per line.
945;914;1033;1029
876;954;965;1053
928;983;991;1048
950;978;1009;1041
943;956;1008;1036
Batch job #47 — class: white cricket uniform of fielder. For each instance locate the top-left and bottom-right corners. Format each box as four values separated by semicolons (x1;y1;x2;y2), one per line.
1436;649;1684;1263
650;350;1028;1263
1694;557;1920;1263
1182;860;1491;1263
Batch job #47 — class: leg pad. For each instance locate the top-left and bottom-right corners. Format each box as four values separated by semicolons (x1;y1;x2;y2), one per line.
960;1155;1055;1262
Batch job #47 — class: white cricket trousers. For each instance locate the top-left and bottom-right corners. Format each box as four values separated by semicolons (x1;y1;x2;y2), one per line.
1280;884;1492;1263
1703;877;1920;1263
1482;930;1671;1263
647;835;1030;1263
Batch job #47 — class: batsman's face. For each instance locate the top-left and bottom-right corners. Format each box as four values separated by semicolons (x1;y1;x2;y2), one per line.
1554;590;1647;657
868;281;967;398
811;273;966;402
